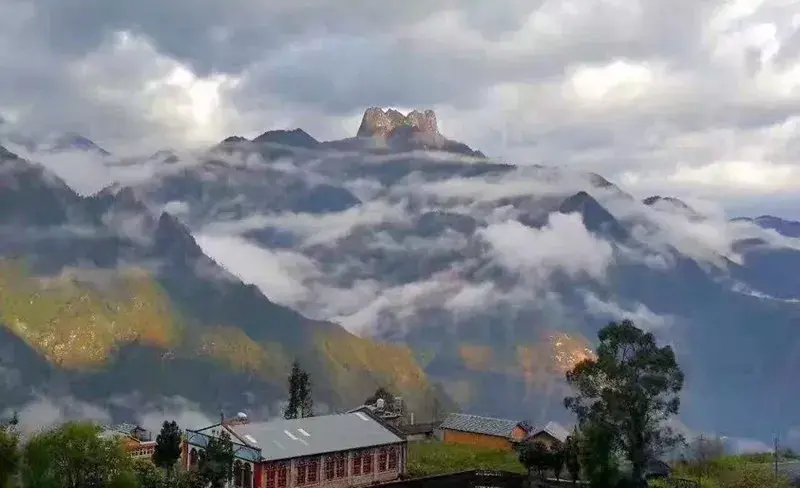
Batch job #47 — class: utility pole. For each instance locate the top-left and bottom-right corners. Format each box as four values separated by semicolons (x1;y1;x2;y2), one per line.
775;434;779;477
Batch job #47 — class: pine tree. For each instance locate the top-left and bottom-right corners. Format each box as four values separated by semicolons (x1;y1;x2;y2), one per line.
285;361;314;419
153;420;183;473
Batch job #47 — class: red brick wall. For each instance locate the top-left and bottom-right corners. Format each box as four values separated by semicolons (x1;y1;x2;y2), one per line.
260;443;406;488
442;429;514;451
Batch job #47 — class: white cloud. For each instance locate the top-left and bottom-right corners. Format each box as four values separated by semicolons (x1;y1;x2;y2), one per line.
479;212;614;285
0;0;798;213
195;234;318;304
583;292;675;331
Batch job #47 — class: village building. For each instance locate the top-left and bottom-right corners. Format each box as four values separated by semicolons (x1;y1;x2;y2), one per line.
396;421;440;442
438;413;533;451
183;411;408;488
523;421;570;450
99;423;156;460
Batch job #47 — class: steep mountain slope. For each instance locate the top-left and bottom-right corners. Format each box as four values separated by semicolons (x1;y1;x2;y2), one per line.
106;108;800;442
0;145;442;421
5;108;800;443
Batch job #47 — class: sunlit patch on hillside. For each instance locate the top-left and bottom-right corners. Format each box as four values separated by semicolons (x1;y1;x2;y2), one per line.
195;325;289;379
0;259;181;369
458;344;496;372
314;330;432;406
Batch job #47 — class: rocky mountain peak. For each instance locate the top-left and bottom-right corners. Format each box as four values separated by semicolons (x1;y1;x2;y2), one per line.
356;107;441;140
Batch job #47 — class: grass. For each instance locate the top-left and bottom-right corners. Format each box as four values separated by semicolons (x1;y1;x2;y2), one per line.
406;441;525;478
649;455;794;488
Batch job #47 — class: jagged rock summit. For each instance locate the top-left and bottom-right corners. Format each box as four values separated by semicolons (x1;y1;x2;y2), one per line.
353;107;483;157
357;107;441;141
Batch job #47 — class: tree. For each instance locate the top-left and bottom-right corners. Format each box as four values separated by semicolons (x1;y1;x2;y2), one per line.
550;446;566;480
564;434;581;484
688;434;725;480
517;440;553;479
565;320;685;485
198;430;234;488
132;457;166;488
173;469;205;488
365;387;394;409
0;416;21;488
21;421;135;488
285;361;313;419
152;421;182;473
579;421;621;488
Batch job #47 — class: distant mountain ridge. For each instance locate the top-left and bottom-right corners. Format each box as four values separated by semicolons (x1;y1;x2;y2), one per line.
0;143;445;423
2;108;800;445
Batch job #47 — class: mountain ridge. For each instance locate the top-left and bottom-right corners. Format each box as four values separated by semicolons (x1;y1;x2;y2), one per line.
2;108;800;444
0;143;446;422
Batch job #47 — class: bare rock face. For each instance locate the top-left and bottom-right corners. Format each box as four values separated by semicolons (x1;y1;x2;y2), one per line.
356;107;442;143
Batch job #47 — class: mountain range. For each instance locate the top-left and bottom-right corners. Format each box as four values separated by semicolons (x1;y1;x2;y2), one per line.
1;107;799;445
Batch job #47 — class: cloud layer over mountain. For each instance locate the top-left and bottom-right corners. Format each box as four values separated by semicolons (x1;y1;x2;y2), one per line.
1;0;799;215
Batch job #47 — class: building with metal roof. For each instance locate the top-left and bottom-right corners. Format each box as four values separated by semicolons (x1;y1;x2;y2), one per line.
183;411;408;488
525;421;571;449
439;413;532;451
99;423;156;460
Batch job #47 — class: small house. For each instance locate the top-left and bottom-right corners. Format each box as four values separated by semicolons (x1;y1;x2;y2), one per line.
397;421;441;442
524;421;570;450
439;413;532;451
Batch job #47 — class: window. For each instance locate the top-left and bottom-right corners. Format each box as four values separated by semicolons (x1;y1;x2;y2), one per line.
243;464;253;488
388;447;398;470
189;448;198;468
352;451;362;476
378;448;388;472
265;466;276;488
325;456;335;480
234;461;243;488
296;461;307;486
295;458;318;486
335;454;345;478
277;464;288;488
308;459;318;484
362;450;373;474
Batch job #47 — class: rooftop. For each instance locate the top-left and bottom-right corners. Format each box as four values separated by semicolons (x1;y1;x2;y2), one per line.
440;413;524;439
191;412;405;462
532;421;570;443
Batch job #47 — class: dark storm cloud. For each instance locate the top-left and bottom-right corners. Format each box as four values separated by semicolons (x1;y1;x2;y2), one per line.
0;0;797;206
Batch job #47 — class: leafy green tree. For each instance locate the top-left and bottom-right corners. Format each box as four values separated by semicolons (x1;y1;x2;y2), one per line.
0;415;21;488
108;470;141;488
285;361;313;419
21;421;135;488
198;430;234;488
565;320;685;485
152;421;182;473
517;440;552;479
131;458;166;488
564;434;581;484
579;421;621;488
173;469;205;488
550;446;565;480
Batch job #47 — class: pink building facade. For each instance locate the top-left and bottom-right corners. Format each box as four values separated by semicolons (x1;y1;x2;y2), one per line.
183;411;408;488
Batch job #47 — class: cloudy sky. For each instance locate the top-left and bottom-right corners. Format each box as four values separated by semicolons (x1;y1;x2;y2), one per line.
1;0;799;216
